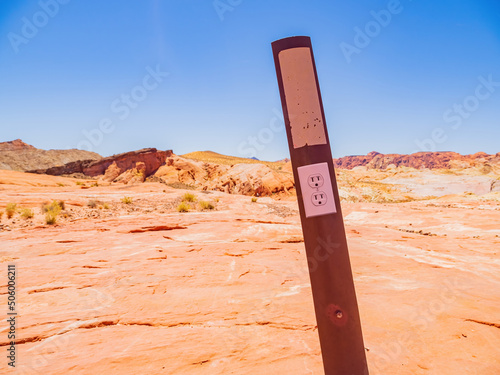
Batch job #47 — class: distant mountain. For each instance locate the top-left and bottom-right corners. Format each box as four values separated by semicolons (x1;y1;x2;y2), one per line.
0;139;102;172
333;151;500;170
0;139;36;151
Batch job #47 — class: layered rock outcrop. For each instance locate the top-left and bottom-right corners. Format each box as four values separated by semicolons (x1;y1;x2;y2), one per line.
29;148;172;184
333;151;500;170
155;156;294;195
26;148;294;195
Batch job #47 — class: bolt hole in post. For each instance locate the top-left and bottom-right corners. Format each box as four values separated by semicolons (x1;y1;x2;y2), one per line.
272;36;369;374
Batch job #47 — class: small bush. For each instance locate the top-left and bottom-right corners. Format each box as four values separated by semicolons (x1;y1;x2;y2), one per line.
199;201;215;210
121;196;133;204
103;203;110;209
5;203;17;219
45;211;58;225
87;200;98;208
91;182;99;187
251;197;258;203
42;200;65;212
43;201;62;225
57;182;66;187
20;208;34;219
76;181;85;186
177;202;190;212
0;211;3;221
182;193;196;202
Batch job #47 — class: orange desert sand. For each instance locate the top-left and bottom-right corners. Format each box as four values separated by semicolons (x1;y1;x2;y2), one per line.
0;169;499;374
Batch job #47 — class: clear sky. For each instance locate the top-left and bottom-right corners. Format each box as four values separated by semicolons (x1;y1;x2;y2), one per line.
0;0;499;160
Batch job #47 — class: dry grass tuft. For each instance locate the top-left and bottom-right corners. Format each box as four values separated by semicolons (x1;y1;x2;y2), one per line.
5;203;17;219
177;202;190;213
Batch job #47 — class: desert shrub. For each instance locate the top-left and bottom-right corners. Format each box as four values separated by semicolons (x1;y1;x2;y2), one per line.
43;201;62;225
91;181;99;187
177;202;190;212
198;201;214;210
251;197;258;203
87;200;98;208
76;181;85;186
42;200;65;212
45;211;58;225
40;202;48;213
20;208;34;219
182;193;196;202
103;203;110;209
5;203;17;219
121;196;133;204
0;211;3;221
57;182;66;187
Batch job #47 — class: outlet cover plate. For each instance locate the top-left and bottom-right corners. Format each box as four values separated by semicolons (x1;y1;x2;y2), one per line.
297;162;337;218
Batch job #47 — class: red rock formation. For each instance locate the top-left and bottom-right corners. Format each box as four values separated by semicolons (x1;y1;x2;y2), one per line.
203;163;294;196
334;151;499;170
30;148;172;179
83;148;171;177
113;161;147;184
0;139;36;151
155;155;294;196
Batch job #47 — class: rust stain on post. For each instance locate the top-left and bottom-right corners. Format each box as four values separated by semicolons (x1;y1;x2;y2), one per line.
278;47;327;148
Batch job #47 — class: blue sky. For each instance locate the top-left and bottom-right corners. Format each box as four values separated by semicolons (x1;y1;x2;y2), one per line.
0;0;499;160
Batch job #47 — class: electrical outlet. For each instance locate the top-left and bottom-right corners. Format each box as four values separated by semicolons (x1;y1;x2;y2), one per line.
312;191;327;206
297;162;337;218
308;174;324;188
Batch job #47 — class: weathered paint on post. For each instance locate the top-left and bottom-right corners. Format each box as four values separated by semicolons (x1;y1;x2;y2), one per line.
272;36;369;375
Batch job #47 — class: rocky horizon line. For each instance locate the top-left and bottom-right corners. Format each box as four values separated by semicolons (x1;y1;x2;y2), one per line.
1;138;498;162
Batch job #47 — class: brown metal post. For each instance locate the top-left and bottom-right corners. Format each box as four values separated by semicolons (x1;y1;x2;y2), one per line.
272;36;369;375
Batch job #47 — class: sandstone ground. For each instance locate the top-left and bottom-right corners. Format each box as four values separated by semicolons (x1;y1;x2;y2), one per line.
0;171;499;374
